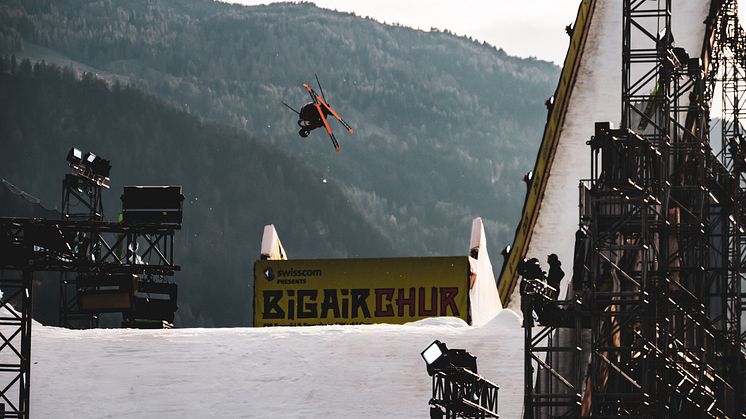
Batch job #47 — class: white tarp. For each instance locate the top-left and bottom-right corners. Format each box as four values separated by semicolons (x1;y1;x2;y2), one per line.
260;224;287;260
468;217;503;325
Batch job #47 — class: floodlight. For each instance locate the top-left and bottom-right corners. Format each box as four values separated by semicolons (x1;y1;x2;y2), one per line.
422;341;494;418
500;245;511;260
422;340;479;376
66;147;83;165
91;157;111;178
84;152;97;165
422;340;449;376
522;171;533;184
68;148;112;185
83;152;111;178
422;340;446;364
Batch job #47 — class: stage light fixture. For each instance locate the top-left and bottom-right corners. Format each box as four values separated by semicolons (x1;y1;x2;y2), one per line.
422;340;478;377
83;152;111;178
545;95;555;108
422;341;496;417
66;147;83;166
422;341;448;376
66;148;112;186
422;340;448;372
522;171;533;186
92;157;112;178
84;152;96;165
500;245;511;260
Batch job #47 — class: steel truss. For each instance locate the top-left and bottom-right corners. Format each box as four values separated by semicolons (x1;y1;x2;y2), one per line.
523;0;746;417
58;175;180;328
0;218;179;275
715;0;746;407
586;0;739;416
522;297;584;419
0;270;32;419
59;172;104;328
61;173;104;221
430;367;500;418
0;213;180;418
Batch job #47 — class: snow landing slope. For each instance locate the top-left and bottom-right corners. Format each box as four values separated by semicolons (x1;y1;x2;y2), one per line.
31;312;523;418
30;217;509;418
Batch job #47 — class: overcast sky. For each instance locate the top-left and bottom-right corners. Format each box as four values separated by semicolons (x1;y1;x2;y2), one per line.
223;1;746;65
223;0;583;64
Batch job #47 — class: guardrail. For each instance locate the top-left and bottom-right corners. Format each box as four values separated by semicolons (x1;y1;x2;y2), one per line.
497;0;598;305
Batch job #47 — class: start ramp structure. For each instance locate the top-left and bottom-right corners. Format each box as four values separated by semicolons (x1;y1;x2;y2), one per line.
504;0;746;417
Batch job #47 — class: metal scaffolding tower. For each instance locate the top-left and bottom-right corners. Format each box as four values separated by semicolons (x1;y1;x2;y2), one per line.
0;216;181;418
523;0;746;417
59;172;105;328
0;153;183;418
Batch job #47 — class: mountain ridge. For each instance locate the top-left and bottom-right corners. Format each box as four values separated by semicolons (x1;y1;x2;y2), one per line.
0;58;398;326
0;0;561;324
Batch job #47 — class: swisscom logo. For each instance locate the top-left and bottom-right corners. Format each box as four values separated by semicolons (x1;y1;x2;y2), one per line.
264;267;275;281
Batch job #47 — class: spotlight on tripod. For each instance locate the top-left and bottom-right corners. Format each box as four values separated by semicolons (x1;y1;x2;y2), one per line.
66;147;112;187
421;340;499;418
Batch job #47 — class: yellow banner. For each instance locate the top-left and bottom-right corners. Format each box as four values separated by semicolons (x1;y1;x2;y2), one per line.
253;257;470;327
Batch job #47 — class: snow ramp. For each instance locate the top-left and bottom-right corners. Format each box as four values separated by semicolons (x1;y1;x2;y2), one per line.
498;0;711;309
497;0;597;306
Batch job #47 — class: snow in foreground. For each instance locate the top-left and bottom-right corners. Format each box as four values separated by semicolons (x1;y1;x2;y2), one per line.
31;310;524;418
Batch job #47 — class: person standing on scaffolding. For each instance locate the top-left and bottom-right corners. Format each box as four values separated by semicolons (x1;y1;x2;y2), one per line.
518;258;545;326
546;253;564;300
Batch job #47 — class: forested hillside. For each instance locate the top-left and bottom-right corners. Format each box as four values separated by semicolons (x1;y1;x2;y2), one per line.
0;58;397;326
0;0;560;258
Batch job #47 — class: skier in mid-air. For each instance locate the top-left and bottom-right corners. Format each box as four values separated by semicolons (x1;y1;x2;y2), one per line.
297;100;331;138
282;74;353;152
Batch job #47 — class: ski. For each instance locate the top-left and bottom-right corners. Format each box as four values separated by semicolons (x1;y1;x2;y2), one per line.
304;83;354;134
313;101;340;152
